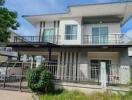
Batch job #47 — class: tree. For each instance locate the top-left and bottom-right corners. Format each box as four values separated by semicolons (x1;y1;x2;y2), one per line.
0;0;19;42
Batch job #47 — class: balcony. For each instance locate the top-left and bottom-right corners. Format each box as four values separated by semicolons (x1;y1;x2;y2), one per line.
14;35;60;44
13;34;124;45
82;34;124;45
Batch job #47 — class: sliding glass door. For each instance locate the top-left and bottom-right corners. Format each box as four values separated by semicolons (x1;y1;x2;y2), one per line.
92;27;108;44
43;28;54;42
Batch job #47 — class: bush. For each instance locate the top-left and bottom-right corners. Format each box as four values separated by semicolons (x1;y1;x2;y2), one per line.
26;67;54;93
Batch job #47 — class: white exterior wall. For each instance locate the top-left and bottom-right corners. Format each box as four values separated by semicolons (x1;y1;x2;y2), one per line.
87;52;119;65
35;22;40;36
36;19;121;45
35;18;82;45
119;49;131;84
82;23;121;44
83;23;121;35
59;17;82;45
79;52;119;80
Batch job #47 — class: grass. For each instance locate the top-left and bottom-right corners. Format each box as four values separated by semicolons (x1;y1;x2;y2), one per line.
39;90;132;100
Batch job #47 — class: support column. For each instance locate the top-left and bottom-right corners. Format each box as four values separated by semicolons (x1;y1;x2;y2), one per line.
64;52;69;80
30;56;33;69
22;54;27;62
36;56;42;67
100;62;107;89
48;47;51;62
73;52;77;80
61;52;65;80
18;52;21;61
57;52;61;79
69;52;73;80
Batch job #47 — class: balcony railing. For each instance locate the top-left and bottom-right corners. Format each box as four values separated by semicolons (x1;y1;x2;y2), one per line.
13;34;125;45
14;35;60;44
82;34;124;45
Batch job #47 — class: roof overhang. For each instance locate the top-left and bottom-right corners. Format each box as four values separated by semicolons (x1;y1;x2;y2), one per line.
82;15;123;24
0;42;132;49
0;42;60;48
23;2;132;26
59;44;132;48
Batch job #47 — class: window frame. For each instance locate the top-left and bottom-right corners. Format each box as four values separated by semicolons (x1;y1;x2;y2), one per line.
42;28;55;42
92;26;108;44
65;24;78;40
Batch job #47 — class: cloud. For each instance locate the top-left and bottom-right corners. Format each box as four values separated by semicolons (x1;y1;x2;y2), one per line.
5;0;64;15
5;0;64;36
123;29;132;43
4;0;132;36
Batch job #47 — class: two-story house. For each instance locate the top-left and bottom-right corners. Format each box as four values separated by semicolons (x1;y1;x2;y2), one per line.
6;2;132;88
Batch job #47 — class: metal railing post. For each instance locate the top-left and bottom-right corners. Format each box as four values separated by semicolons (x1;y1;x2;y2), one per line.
19;62;24;91
3;62;8;88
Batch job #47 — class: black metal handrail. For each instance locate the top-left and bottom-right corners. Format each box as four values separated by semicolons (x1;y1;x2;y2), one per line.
82;34;124;44
14;35;61;44
13;34;124;45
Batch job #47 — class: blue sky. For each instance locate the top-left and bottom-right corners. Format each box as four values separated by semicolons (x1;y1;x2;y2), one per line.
5;0;132;37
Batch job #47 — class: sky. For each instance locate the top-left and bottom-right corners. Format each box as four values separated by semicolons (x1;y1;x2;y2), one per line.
4;0;132;38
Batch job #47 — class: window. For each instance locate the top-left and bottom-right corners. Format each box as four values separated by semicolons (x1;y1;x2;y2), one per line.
43;28;54;42
65;25;77;40
92;27;108;44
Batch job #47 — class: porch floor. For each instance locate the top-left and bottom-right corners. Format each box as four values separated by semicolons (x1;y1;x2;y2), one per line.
55;82;131;92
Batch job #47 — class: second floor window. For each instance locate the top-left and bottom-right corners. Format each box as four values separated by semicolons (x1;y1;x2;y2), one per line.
65;25;77;40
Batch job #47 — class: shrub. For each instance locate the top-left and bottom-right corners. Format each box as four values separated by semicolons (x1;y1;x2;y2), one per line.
26;67;54;93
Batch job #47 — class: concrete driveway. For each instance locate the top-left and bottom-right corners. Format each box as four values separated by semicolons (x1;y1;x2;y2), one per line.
0;90;32;100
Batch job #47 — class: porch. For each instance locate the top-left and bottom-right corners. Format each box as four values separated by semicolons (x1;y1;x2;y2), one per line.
0;42;131;89
16;47;131;86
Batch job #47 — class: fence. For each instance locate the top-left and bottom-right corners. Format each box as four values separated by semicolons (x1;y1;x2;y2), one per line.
0;62;35;91
0;61;130;91
42;62;129;86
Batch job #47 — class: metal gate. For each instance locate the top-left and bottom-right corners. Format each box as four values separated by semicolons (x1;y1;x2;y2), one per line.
0;62;33;92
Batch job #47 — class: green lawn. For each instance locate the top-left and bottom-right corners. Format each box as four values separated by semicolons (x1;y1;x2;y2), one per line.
39;90;132;100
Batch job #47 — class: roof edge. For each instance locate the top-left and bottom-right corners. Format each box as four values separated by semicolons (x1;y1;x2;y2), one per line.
22;1;132;18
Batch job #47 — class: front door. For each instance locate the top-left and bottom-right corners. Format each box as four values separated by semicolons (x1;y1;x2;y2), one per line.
90;60;111;83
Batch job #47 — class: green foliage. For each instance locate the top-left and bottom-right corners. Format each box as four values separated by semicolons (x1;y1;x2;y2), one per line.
26;67;54;93
39;90;132;100
0;0;19;42
0;0;5;6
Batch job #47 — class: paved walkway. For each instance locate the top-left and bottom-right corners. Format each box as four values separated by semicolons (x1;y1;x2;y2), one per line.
0;90;32;100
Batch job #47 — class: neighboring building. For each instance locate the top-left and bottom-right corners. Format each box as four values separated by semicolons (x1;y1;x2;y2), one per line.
3;2;132;87
0;30;18;62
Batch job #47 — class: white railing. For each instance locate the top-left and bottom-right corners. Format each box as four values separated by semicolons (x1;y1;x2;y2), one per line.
42;62;127;85
82;34;124;45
